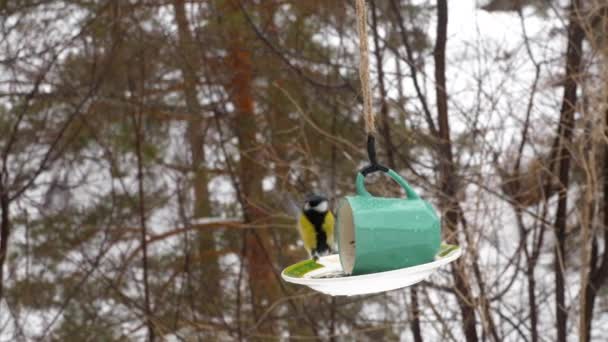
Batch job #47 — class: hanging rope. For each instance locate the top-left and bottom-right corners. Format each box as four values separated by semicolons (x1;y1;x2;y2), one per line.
355;0;375;134
355;0;386;175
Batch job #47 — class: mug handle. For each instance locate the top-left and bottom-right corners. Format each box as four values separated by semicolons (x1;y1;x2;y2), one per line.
355;168;420;200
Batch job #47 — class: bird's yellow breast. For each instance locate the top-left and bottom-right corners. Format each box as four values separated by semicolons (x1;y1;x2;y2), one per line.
323;211;335;247
298;214;317;252
297;211;335;253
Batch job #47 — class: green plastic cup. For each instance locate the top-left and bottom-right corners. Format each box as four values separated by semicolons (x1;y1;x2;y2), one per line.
336;169;441;275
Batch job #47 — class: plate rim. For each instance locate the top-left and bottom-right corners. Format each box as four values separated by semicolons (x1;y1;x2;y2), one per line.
281;245;461;285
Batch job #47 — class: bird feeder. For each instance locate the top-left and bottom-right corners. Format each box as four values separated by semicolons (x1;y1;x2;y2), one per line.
336;166;441;275
281;136;460;296
280;0;460;296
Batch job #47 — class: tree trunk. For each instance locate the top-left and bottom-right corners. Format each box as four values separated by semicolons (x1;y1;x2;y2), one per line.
433;2;478;342
527;266;539;342
226;5;276;330
581;89;608;342
134;111;154;342
0;188;9;301
409;286;423;342
370;0;396;169
231;44;275;326
260;2;292;192
172;0;220;318
553;2;583;341
581;237;597;342
517;208;539;342
173;0;212;218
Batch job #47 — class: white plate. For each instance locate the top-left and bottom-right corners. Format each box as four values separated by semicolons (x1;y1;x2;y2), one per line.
281;244;461;296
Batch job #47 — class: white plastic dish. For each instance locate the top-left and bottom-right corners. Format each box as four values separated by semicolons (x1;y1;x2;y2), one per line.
281;244;461;296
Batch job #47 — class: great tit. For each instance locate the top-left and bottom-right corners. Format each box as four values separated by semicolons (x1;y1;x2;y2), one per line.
298;193;335;260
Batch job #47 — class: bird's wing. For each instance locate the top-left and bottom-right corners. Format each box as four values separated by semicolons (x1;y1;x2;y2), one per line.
323;211;335;249
298;214;316;253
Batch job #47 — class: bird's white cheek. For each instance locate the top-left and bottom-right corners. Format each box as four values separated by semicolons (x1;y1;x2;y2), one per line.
314;201;328;212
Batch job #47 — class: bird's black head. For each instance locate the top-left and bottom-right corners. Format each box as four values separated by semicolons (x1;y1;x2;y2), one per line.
303;193;329;214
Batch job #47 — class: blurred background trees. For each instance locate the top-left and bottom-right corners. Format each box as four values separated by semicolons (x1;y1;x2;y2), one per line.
1;0;608;341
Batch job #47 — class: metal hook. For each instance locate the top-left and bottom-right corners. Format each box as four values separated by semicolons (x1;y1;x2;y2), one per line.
361;134;388;176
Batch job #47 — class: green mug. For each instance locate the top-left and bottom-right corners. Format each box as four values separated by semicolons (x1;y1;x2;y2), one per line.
336;169;441;275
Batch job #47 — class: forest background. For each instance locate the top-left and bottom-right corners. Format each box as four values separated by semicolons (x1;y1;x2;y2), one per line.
2;0;608;341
